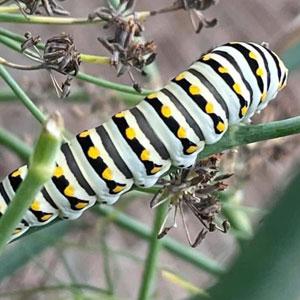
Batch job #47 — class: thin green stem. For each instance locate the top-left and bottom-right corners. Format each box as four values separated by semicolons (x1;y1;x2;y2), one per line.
138;202;168;300
0;11;150;25
0;114;63;253
0;13;102;25
0;127;32;160
77;71;152;96
0;65;46;124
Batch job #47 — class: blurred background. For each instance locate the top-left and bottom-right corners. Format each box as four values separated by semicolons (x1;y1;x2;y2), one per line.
0;0;300;299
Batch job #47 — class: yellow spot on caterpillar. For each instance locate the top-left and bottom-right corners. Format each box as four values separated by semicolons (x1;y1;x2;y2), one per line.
175;72;186;81
161;105;172;118
205;102;214;113
31;200;40;211
151;166;161;174
64;185;75;197
189;85;201;95
218;66;228;73
14;228;22;235
177;127;187;139
113;185;125;193
140;149;150;161
186;145;198;154
233;83;242;95
147;93;158;99
54;166;64;178
79;130;90;138
75;202;88;209
115;112;125;118
256;67;264;77
241;106;248;116
216;121;226;132
102;168;113;180
278;83;286;91
249;51;257;59
202;54;211;61
126;127;136;140
11;170;21;177
260;92;267;102
88;146;100;159
41;214;53;221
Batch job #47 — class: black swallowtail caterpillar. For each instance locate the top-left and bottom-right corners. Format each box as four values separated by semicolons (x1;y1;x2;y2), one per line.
0;42;288;242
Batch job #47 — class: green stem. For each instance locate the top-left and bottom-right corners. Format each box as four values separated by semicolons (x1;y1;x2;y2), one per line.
0;65;46;124
0;127;32;160
96;206;224;276
138;202;168;300
0;4;24;13
198;116;300;159
76;71;152;96
0;13;102;25
0;114;63;253
0;10;150;25
79;54;111;65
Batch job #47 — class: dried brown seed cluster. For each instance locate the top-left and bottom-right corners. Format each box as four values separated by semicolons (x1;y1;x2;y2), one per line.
20;32;80;98
14;0;69;15
151;154;231;247
90;0;157;92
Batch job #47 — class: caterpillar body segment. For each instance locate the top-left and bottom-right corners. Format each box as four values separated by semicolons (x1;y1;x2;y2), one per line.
0;42;288;242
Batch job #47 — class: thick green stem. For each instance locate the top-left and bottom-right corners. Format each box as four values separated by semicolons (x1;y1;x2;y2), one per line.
198;116;300;159
0;4;24;13
79;54;111;65
0;65;46;124
0;114;63;253
0;127;32;160
137;202;168;300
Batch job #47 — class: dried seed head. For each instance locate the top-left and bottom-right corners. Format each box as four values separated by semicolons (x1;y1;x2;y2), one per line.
152;155;231;247
90;1;156;92
43;33;80;76
16;0;69;15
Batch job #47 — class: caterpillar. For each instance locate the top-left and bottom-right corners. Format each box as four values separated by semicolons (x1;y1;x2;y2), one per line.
0;41;288;242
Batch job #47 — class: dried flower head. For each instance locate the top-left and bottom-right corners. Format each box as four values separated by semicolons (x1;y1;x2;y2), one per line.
151;154;231;247
14;0;69;16
151;0;218;33
90;0;156;92
20;32;80;98
43;33;80;75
